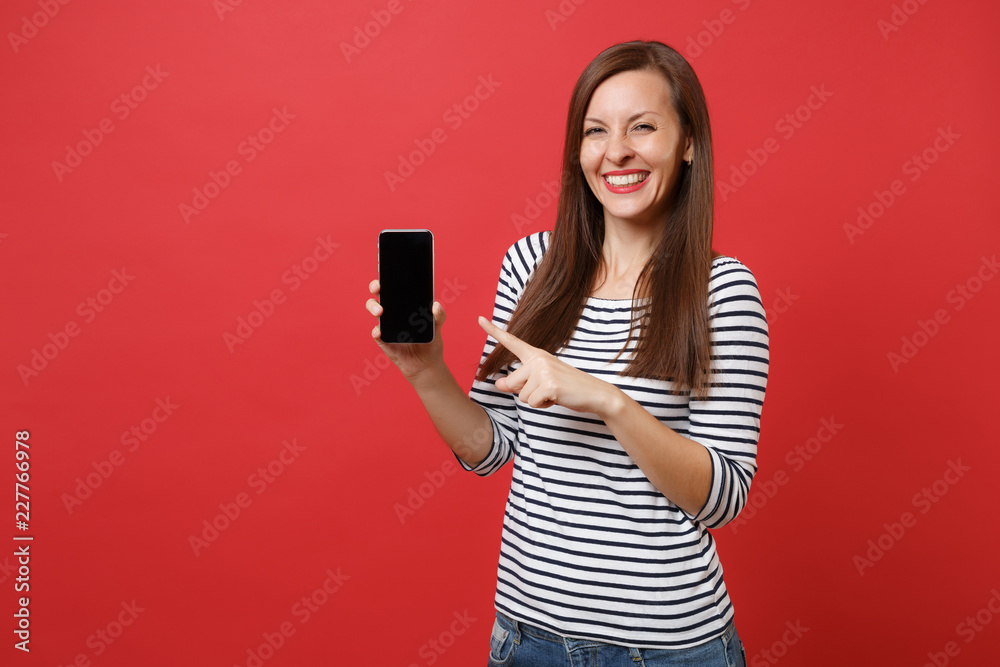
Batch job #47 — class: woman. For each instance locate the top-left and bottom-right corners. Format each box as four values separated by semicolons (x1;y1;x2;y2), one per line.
366;40;767;666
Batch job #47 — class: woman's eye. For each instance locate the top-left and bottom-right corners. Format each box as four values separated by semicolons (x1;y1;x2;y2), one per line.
584;123;652;137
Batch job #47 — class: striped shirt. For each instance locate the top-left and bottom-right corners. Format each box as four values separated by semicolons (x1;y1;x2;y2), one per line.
458;231;769;649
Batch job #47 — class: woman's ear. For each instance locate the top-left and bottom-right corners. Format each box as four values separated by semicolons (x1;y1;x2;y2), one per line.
684;134;694;163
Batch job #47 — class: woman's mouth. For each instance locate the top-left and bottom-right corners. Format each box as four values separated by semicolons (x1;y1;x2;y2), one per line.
602;171;649;193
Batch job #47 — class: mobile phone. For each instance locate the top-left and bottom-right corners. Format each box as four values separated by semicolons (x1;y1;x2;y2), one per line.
378;229;434;344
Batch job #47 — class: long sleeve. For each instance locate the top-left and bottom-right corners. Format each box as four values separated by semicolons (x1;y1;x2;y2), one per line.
458;245;768;646
687;259;770;528
457;232;550;476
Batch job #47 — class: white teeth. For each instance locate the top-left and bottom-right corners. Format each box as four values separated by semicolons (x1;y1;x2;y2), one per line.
604;172;647;186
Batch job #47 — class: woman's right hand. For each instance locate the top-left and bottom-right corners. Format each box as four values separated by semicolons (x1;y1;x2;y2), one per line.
366;279;447;385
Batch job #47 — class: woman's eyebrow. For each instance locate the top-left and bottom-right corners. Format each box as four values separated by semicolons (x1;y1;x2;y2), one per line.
583;110;661;125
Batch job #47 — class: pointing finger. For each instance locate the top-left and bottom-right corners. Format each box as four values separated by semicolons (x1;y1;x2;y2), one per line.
478;316;536;361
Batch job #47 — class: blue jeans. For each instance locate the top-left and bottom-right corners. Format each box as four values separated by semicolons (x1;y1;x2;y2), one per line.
487;611;747;667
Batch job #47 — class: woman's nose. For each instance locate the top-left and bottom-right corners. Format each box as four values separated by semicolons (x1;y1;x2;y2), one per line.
605;132;635;162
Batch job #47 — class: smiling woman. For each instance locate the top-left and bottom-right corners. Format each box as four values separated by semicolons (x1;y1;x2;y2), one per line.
580;70;693;228
365;40;767;667
474;42;720;398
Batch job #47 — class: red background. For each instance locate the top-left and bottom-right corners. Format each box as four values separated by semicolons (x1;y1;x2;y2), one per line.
2;1;999;665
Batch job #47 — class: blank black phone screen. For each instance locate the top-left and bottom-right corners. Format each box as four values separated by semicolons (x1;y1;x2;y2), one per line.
378;230;434;344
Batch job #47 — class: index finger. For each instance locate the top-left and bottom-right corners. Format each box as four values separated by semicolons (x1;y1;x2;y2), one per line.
478;316;536;361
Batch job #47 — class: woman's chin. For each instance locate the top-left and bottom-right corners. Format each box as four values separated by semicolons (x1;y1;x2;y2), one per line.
604;208;666;227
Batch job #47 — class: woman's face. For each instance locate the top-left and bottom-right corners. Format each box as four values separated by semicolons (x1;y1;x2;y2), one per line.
580;69;692;228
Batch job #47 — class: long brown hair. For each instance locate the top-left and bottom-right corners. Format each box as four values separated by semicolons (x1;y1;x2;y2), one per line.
475;40;717;398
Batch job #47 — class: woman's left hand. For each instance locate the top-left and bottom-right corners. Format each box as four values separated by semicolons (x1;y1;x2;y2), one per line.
478;316;622;417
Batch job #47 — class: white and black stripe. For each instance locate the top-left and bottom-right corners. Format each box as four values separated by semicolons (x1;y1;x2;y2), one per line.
459;231;769;649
